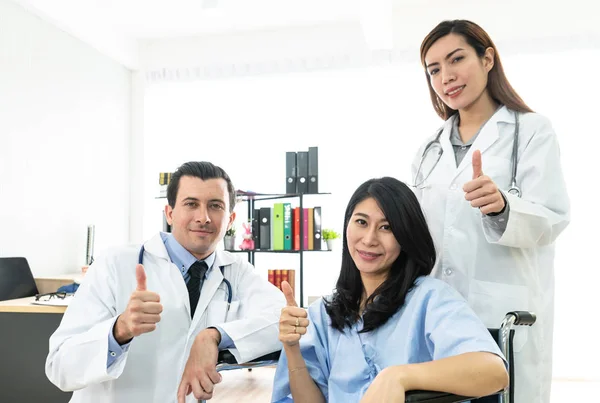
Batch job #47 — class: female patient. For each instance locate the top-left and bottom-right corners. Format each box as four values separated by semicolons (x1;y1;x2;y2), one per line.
271;177;508;403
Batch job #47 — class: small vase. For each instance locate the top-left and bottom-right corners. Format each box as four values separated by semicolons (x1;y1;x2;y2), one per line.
326;239;335;251
224;236;235;250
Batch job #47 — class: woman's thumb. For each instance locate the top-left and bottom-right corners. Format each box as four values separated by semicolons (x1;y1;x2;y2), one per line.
281;281;297;307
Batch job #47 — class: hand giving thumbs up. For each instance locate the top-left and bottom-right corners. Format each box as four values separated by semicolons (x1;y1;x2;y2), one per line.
463;150;506;215
113;264;163;344
279;281;309;347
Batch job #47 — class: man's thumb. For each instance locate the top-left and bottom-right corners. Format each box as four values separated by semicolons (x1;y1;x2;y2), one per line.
472;150;483;179
136;264;147;291
281;281;297;307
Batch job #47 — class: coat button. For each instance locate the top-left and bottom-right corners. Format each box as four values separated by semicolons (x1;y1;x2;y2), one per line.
449;183;458;191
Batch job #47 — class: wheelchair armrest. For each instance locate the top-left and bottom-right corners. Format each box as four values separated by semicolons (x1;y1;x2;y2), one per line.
216;349;281;371
217;349;281;364
406;390;501;403
405;390;472;403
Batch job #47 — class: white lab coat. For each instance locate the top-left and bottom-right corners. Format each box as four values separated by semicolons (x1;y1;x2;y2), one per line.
411;106;570;403
45;233;286;403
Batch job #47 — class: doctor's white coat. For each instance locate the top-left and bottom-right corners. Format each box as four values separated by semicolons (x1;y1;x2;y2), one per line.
412;106;570;403
45;233;286;403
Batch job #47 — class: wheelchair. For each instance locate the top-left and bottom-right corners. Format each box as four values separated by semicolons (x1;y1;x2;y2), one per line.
214;310;536;403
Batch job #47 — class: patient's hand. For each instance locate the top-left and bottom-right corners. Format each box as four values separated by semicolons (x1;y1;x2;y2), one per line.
279;281;309;347
360;367;406;403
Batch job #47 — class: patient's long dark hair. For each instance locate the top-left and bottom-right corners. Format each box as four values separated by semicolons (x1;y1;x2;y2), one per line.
323;177;436;333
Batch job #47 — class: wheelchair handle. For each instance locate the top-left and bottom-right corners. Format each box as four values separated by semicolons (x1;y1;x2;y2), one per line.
498;311;536;403
506;311;536;326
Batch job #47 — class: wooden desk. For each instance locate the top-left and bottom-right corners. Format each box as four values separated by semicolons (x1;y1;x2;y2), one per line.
0;296;67;314
0;297;72;402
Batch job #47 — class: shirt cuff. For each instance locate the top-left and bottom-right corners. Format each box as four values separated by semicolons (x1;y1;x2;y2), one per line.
213;325;235;350
107;316;131;368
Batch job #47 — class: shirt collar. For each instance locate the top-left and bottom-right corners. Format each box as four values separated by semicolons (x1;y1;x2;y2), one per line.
450;117;470;146
160;232;216;278
449;104;505;147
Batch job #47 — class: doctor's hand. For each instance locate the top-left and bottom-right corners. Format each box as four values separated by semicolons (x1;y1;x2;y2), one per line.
279;281;309;348
113;264;163;345
177;328;222;402
360;366;406;403
463;150;506;215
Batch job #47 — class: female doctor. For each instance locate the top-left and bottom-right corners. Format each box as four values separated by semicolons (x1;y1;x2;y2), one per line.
413;20;570;403
45;161;285;403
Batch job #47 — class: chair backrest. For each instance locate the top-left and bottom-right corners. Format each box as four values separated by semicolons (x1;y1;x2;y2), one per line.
0;257;39;301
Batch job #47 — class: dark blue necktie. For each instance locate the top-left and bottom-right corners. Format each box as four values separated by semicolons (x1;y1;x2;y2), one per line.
187;260;208;319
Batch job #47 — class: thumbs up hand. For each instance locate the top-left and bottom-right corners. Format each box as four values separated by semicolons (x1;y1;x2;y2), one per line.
113;264;163;344
463;150;506;215
279;281;309;348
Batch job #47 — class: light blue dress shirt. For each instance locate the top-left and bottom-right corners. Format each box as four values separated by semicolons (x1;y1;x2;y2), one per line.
107;233;234;367
271;276;506;403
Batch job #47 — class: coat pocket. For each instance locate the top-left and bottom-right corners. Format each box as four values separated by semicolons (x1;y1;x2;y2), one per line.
468;279;530;352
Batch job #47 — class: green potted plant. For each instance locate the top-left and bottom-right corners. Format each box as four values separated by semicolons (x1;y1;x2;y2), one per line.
224;226;236;250
322;228;340;251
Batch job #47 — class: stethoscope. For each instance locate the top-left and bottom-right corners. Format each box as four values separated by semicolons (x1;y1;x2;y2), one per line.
138;246;233;308
414;112;521;198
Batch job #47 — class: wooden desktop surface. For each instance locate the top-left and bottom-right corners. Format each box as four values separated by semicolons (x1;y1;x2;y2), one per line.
0;272;81;314
0;296;67;313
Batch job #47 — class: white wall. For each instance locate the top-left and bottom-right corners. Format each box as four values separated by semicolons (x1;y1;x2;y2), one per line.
0;0;131;276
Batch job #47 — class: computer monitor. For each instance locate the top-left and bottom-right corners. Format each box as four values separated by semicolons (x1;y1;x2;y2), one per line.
0;257;39;301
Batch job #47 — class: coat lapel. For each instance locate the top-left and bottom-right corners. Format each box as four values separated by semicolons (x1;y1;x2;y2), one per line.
435;116;458;179
192;250;236;325
193;265;223;325
453;106;514;181
143;233;171;261
143;233;192;318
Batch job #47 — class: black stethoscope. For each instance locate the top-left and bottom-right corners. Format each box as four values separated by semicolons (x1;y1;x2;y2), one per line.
413;112;521;198
138;246;233;307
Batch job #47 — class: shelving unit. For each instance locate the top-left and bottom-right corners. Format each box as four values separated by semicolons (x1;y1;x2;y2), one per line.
157;190;330;307
230;190;331;307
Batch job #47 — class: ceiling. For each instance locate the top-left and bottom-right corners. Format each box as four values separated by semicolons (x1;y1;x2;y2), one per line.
13;0;371;39
10;0;599;70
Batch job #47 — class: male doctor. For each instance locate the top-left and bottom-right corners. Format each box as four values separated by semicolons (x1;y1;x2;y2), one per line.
45;161;286;403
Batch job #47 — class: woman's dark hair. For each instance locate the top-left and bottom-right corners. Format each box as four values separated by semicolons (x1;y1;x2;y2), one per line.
420;19;533;120
167;161;236;212
323;177;436;333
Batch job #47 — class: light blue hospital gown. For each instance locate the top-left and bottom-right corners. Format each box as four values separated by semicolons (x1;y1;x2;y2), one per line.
271;276;506;403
